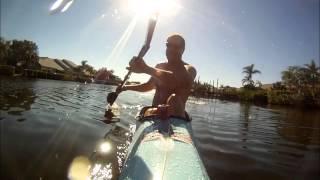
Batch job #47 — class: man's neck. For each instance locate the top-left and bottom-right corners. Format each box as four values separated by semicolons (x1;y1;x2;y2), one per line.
167;58;184;66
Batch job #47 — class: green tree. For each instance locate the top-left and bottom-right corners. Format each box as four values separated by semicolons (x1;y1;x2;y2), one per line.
81;60;87;67
281;66;304;91
0;37;11;65
7;40;39;69
242;64;261;88
272;81;286;91
85;65;96;75
255;80;262;89
74;60;88;73
302;60;320;91
75;60;96;76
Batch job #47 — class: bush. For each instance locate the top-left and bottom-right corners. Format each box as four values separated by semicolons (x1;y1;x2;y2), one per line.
0;65;15;75
237;89;268;104
239;88;255;101
267;90;295;105
63;74;74;81
253;91;268;104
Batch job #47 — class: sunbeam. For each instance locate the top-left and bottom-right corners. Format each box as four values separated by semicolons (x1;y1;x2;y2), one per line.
105;15;138;66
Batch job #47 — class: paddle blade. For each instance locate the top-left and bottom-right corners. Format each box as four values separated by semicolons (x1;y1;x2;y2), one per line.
107;92;118;105
137;14;158;58
104;109;120;123
103;103;120;123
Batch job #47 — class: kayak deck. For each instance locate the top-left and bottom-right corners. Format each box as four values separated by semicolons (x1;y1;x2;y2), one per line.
120;117;209;180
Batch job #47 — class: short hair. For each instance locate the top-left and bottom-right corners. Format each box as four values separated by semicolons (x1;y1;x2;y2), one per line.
167;33;185;49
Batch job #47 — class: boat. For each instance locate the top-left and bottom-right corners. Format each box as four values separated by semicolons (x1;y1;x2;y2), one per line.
119;108;209;180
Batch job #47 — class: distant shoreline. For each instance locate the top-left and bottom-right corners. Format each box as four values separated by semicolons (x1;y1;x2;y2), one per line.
190;88;320;109
0;65;121;85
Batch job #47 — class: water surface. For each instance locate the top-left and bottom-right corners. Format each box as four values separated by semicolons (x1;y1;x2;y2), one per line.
0;78;319;179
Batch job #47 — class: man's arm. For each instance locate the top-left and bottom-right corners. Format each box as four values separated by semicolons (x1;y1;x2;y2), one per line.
144;64;176;86
122;77;155;92
146;64;196;88
128;57;176;86
122;63;169;92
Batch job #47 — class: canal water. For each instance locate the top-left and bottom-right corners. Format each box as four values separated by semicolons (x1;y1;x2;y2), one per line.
0;78;319;179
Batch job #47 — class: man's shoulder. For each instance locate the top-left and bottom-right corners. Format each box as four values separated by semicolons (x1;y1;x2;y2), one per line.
184;63;196;72
184;63;197;79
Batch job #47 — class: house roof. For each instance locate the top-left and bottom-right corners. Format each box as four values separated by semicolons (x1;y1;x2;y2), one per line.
39;57;64;71
54;59;71;71
62;59;77;69
39;57;80;72
261;83;273;90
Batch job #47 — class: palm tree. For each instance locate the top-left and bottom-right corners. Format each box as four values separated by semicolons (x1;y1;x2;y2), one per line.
85;65;95;75
76;60;91;74
242;64;261;87
302;60;320;91
81;60;87;67
282;66;296;87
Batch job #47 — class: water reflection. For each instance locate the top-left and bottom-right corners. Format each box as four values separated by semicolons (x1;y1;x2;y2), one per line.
68;156;91;180
0;85;36;116
277;108;320;145
0;78;112;179
89;124;135;180
239;103;251;143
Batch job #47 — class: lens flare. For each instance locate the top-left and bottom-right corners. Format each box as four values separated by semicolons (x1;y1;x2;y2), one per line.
50;0;64;11
61;0;73;12
127;0;181;17
49;0;74;13
68;156;90;180
100;141;112;153
105;16;138;65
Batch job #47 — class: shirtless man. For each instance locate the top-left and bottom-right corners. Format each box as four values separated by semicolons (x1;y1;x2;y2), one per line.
118;34;197;119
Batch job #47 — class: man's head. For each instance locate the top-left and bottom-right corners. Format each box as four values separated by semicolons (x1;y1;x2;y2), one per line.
166;34;185;62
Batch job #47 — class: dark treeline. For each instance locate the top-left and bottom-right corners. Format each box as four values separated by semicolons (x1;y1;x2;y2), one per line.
0;37;39;71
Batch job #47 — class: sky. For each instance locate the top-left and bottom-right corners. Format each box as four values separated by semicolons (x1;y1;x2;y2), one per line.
1;0;319;87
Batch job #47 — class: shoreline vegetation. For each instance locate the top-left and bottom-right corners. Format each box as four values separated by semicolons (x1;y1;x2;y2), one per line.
0;37;123;85
0;64;123;85
191;63;320;108
1;37;319;108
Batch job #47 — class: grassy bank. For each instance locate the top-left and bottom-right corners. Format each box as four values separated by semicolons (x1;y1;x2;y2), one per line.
191;87;320;108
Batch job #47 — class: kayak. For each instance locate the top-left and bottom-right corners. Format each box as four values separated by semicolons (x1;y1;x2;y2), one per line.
119;115;209;180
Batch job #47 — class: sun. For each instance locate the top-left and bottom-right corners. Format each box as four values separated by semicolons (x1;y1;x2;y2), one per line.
126;0;181;17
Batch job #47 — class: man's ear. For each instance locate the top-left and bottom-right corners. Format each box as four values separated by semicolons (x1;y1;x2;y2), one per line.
180;48;185;55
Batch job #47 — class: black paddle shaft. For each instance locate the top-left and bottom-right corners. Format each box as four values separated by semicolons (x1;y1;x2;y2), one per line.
107;15;158;106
